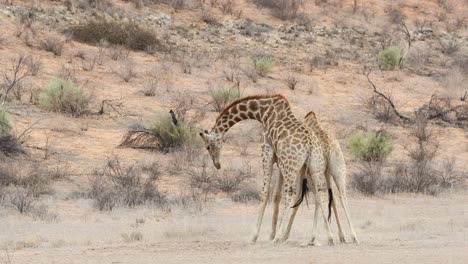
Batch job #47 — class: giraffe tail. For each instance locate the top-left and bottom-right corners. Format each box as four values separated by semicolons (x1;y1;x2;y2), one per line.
327;188;333;223
291;178;309;208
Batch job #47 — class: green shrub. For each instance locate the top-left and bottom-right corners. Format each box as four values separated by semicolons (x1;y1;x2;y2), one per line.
120;111;200;152
39;77;90;117
70;17;163;52
254;56;274;76
378;46;401;70
209;87;242;112
149;111;199;151
348;130;393;162
0;106;11;136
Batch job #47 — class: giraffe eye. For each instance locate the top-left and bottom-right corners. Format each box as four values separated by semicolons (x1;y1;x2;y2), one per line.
207;146;211;150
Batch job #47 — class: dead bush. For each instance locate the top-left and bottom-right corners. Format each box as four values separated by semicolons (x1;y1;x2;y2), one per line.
220;0;235;15
118;59;137;82
201;9;219;25
284;74;299;90
187;162;216;202
77;0;113;11
8;186;34;214
162;0;186;11
108;45;130;61
231;185;260;203
309;52;338;71
41;36;64;56
1;54;31;102
253;0;304;20
385;113;461;195
438;37;460;55
384;5;406;24
364;94;397;123
351;161;385;195
70;17;163;52
215;163;253;193
418;95;467;127
441;67;467;101
88;157;166;211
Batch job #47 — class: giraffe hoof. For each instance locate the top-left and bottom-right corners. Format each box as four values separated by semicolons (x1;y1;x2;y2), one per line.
250;235;258;244
352;237;359;245
328;239;335;246
339;237;346;243
304;241;320;247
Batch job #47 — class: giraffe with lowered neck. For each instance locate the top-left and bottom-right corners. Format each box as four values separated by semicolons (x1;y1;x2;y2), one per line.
200;94;336;244
265;110;358;244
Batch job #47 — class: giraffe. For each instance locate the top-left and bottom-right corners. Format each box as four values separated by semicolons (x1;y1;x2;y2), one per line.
199;94;335;245
266;111;358;244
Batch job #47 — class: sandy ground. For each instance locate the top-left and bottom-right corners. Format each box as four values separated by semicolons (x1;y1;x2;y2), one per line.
2;191;467;264
0;1;467;264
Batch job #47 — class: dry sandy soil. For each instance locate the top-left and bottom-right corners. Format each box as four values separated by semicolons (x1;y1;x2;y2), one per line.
0;0;467;263
2;191;468;263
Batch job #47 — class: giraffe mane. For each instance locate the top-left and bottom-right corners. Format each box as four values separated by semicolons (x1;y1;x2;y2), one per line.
304;111;316;119
215;94;288;123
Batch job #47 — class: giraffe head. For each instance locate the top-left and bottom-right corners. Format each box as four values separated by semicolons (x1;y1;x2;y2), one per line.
199;130;223;169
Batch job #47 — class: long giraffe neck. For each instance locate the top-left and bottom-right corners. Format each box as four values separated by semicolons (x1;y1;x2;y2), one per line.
211;95;290;135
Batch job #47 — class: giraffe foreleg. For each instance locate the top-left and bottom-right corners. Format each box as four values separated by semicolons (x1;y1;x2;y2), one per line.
251;144;275;243
270;172;283;240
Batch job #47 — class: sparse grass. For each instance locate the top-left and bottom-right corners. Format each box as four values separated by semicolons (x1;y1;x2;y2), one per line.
378;46;401;70
39;77;90;117
209;86;242;112
142;78;157;96
0;106;11;136
70;17;163;52
253;56;274;77
348;130;393;162
122;231;143;243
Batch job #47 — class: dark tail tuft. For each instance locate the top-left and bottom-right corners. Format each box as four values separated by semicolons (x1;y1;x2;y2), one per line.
292;178;309;208
327;188;333;223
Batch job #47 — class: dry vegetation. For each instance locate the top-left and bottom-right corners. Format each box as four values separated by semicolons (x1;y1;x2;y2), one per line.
0;0;467;263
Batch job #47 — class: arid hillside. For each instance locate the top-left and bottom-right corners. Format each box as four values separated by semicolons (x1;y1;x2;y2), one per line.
0;0;467;263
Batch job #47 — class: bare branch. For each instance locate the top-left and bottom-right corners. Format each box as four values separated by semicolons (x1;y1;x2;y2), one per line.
364;67;411;122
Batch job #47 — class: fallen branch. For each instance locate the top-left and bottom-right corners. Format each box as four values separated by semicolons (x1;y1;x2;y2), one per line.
364;68;411;122
98;99;122;116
